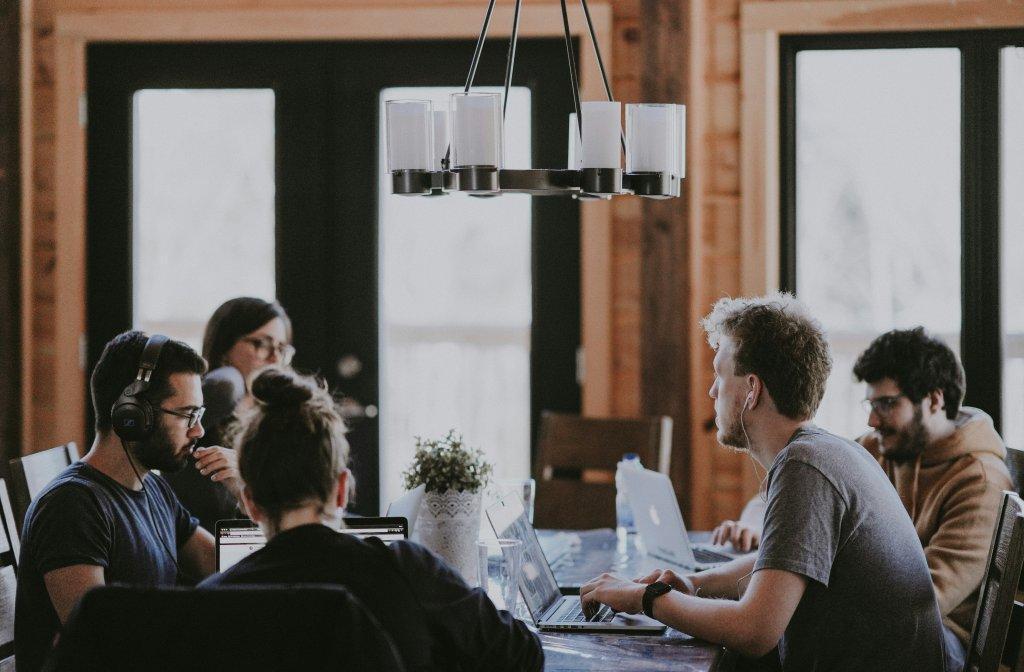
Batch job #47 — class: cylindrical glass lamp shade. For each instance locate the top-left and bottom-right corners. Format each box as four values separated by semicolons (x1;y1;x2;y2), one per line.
432;110;449;170
581;101;621;169
567;113;582;170
625;103;676;173
675;105;686;178
450;92;503;169
385;99;433;172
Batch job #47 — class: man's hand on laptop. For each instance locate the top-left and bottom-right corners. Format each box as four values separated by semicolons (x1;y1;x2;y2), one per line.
579;573;645;619
711;519;761;552
635;569;697;595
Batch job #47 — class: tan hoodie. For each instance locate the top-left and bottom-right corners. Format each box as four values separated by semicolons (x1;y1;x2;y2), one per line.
859;407;1012;646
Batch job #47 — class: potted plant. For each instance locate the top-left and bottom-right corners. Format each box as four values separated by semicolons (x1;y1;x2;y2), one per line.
403;430;492;581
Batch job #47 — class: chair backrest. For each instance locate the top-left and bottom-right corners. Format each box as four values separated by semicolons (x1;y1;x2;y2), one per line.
8;442;80;533
0;480;18;670
43;584;406;672
966;490;1024;672
533;411;672;529
1005;447;1024;497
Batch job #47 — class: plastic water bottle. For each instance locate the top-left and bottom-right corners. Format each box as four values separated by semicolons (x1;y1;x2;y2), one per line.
615;453;643;534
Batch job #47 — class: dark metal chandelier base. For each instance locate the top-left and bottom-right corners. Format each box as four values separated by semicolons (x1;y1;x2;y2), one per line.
392;167;681;198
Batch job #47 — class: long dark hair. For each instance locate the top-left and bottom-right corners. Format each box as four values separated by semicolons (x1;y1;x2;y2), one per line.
202;297;293;370
232;367;350;522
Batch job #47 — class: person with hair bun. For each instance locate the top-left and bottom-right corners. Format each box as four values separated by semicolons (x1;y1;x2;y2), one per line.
200;367;543;672
166;297;294;533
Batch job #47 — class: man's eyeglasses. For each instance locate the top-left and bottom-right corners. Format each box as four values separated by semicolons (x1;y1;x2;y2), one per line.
242;336;295;365
158;406;206;429
861;395;906;417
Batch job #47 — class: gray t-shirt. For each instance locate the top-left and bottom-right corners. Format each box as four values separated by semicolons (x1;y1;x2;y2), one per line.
755;425;949;671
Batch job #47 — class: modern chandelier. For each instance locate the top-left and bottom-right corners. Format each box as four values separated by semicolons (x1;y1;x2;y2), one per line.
384;0;685;199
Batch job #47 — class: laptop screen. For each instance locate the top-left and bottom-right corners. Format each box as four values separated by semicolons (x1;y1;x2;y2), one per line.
485;494;561;619
215;517;409;573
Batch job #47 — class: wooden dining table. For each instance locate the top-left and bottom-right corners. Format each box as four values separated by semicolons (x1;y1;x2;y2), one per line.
532;529;737;672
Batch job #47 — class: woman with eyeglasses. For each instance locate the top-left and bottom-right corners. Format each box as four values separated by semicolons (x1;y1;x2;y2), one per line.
166;297;295;533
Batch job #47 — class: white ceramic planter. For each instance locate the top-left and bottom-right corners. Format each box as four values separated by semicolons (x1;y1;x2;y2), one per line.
412;489;482;583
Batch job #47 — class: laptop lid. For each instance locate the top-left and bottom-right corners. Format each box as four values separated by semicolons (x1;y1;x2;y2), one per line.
385;484;425;535
214;516;410;573
486;493;562;621
621;468;697;567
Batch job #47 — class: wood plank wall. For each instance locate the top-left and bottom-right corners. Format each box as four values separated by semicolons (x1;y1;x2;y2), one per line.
0;0;22;475
24;0;756;528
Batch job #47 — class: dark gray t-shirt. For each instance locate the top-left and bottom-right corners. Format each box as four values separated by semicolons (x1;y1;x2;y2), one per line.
755;426;948;671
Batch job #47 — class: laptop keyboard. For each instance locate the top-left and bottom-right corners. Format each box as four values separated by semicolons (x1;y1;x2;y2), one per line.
561;602;614;623
693;546;733;564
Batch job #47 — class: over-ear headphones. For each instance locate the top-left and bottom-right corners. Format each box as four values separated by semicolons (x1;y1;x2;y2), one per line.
111;334;169;441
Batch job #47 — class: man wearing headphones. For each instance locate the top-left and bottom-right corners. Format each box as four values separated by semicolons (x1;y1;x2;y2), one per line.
14;331;239;672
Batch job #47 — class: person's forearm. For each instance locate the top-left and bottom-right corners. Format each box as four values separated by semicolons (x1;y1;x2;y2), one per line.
649;590;774;658
689;554;757;599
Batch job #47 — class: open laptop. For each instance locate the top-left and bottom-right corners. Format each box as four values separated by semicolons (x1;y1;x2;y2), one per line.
385;484;425;535
622;467;735;571
486;493;665;633
215;516;409;573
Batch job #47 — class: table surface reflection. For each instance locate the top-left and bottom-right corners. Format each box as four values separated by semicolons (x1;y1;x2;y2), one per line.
534;529;734;672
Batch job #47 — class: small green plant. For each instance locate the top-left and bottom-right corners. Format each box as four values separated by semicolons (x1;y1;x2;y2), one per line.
402;430;493;494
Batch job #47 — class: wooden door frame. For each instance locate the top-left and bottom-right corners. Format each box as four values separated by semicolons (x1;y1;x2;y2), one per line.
44;2;613;448
739;0;1024;298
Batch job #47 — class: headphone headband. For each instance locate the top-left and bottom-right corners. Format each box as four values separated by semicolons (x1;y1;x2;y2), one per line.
135;334;168;385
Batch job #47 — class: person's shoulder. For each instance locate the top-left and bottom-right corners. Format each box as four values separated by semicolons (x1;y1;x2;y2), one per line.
31;463;108;511
952;451;1013;491
779;426;860;464
389;539;462;580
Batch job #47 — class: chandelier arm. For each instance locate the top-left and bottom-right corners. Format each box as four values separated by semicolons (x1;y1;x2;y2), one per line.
464;0;498;93
559;0;583;134
502;0;524;119
578;0;614;102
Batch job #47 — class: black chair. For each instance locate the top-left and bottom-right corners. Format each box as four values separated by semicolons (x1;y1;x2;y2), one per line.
44;584;405;672
0;479;18;671
1005;446;1024;497
965;491;1024;672
8;442;81;533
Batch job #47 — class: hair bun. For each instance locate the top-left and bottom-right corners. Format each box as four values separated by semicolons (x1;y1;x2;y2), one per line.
251;367;314;408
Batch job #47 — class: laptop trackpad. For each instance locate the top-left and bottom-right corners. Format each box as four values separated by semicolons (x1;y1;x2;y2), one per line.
610;612;666;630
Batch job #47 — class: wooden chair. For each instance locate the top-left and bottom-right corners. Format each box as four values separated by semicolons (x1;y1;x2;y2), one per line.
8;442;81;534
1005;446;1024;497
965;490;1024;672
532;412;672;530
0;479;19;671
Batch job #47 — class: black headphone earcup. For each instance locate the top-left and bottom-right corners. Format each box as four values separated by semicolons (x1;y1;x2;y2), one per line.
111;396;155;441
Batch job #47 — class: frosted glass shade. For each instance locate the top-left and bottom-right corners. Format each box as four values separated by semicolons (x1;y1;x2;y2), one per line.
432;110;449;170
567;113;582;170
626;103;676;173
450;92;503;169
675;105;686;178
581;101;621;169
385;99;433;172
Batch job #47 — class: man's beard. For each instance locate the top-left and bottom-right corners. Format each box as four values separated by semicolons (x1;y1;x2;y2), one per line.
134;426;193;473
879;406;929;462
717;403;750;452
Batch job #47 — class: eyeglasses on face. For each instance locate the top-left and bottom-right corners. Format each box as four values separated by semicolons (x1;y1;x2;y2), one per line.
241;336;295;365
861;394;906;417
158;406;206;429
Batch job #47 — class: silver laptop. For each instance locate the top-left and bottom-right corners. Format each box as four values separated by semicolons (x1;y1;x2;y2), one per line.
486;493;665;633
622;467;734;571
385;484;425;535
215;517;409;573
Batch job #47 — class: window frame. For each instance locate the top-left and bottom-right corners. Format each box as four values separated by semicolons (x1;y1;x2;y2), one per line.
780;29;1024;433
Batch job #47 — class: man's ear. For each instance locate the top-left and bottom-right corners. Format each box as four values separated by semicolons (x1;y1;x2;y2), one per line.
336;469;350;510
240;485;261;523
928;389;946;415
746;376;761;409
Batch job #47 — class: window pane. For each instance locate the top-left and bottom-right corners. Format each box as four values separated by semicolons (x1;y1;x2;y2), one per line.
133;89;276;350
795;49;961;439
378;87;532;510
1002;47;1024;448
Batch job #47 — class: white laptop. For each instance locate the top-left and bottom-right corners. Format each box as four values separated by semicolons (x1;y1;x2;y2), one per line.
486;493;665;633
385;484;425;535
215;517;409;573
622;467;735;571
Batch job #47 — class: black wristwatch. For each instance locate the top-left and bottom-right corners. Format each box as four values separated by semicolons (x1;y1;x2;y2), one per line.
642;581;672;618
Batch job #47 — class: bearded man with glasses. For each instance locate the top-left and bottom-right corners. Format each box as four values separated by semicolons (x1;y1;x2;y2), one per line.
852;327;1012;664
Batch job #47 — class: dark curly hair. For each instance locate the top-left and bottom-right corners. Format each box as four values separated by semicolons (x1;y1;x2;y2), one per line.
701;293;832;421
853;327;964;420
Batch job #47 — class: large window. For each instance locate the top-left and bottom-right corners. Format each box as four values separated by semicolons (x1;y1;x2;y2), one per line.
782;31;1024;443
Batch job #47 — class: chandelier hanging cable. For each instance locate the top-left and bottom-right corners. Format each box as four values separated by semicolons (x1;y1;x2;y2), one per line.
384;0;685;199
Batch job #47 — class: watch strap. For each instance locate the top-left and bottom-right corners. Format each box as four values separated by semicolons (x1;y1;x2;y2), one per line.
642;581;672;618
